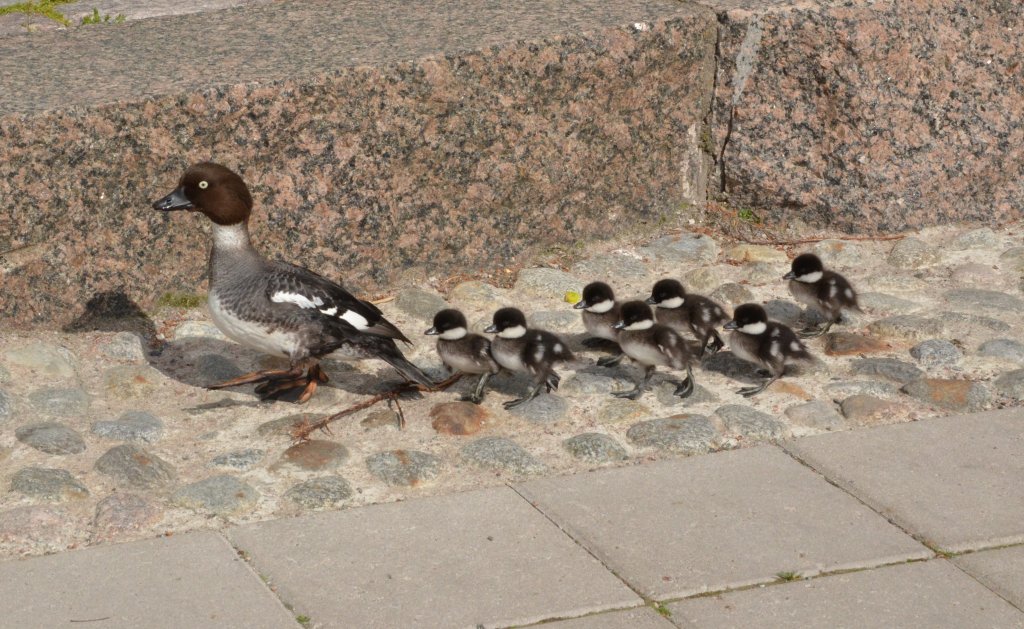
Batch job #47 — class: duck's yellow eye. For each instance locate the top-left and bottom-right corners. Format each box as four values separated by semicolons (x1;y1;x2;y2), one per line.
198;180;209;189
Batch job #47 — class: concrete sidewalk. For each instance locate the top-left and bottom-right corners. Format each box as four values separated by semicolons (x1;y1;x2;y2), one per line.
2;409;1023;628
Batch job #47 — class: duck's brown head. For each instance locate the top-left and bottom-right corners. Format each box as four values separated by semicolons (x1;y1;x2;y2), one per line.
152;162;253;226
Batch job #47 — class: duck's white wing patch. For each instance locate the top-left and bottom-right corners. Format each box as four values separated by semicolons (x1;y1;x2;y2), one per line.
339;309;370;330
271;291;323;309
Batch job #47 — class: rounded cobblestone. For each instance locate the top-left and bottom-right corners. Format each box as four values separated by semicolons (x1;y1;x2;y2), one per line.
562;433;629;463
783;400;845;432
395;288;449;321
0;388;11;423
513;268;581;298
94;445;176;488
849;358;924;383
2;343;76;379
15;422;86;455
99;332;148;363
10;467;89;501
714;405;788;440
887;237;940;268
284;476;354;510
365;450;442;486
274;440;349;471
909;340;962;369
977;339;1024;364
901;379;991;412
210;448;265;470
91;411;164;443
171;475;259;516
994;370;1024;401
93;493;164;540
643;234;718;264
27;388;90;417
626;415;719;454
461;437;546;474
505;394;568;423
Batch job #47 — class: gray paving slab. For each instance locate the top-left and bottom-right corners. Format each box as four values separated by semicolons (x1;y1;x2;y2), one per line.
227;486;641;629
784;408;1024;552
0;531;295;628
535;606;677;628
515;446;928;600
668;559;1024;628
954;545;1024;612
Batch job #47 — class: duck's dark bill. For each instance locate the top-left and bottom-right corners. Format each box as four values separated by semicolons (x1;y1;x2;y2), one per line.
152;186;193;211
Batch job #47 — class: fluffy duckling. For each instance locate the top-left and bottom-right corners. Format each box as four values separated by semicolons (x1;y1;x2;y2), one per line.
783;253;861;338
645;278;729;357
484;307;574;409
573;281;624;367
425;309;499;404
611;301;695;401
723;303;813;397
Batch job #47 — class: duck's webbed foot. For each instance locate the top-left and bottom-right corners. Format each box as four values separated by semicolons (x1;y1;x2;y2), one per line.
737;374;779;398
597;352;625;368
253;363;329;404
504;381;545;409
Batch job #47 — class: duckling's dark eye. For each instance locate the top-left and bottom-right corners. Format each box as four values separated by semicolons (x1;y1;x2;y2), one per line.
198;180;209;189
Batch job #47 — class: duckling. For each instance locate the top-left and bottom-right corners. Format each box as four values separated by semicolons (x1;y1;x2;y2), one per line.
783;253;861;338
611;301;695;401
484;307;575;409
645;278;729;356
425;309;499;404
573;281;624;367
723;303;813;397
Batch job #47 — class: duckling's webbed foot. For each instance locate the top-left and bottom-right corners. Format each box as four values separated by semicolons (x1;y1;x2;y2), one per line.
673;366;695;398
737;375;778;398
612;365;655;401
798;320;833;339
459;373;492;404
596;352;625;368
582;337;611;349
706;332;725;355
503;381;544;409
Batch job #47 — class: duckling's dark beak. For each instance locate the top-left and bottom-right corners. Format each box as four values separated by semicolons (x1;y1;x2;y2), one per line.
572;300;589;310
782;271;796;280
152;186;193;211
424;326;439;336
611;320;626;330
643;296;657;305
483;324;498;334
723;320;739;331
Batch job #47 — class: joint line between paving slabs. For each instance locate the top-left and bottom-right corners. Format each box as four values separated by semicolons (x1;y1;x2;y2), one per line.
774;443;941;554
947;553;1024;615
504;483;658;618
216;532;311;628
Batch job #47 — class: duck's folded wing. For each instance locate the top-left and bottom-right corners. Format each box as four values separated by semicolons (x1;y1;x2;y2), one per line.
264;262;411;343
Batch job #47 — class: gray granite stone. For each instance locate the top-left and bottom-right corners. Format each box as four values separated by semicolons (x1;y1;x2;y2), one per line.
643;233;718;265
950;262;1001;286
255;414;309;437
978;339;1024;364
714;404;788;440
99;331;148;362
936;311;1011;334
103;365;162;399
849;358;924;383
94;444;176;488
596;398;653;424
784;400;845;432
526;310;579;334
15;422;86;455
654;381;718;406
361;408;401;431
810;239;872;268
887;237;940;268
994;370;1024;401
514;267;581;298
709;282;754;306
210;448;265;470
0;505;69;547
92;493;164;539
284;475;354;510
999;246;1024;272
275;440;350;471
626;415;718;454
944;289;1024;312
2;342;76;379
561;371;633;396
840;395;902;424
725;244;787;264
823;380;901;398
196;353;243;383
10;467;89;501
703;350;759;379
27;387;90;416
901;379;991;412
682;266;722;293
868;315;945;342
562;433;629;463
395;288;449;321
365;450;442;486
909;339;962;369
0;388;11;423
91;410;164;443
744;261;784;285
762;299;806;326
0;365;7;383
447;280;507;307
571;253;650;283
858;292;921;314
171;475;259;516
505;393;568;423
461;437;546;474
951;227;1000;250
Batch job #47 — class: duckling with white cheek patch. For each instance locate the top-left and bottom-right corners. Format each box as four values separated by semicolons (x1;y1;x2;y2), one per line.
783;253;862;338
645;278;729;357
573;281;624;367
425;309;499;404
611;301;695;401
723;303;814;397
484;307;574;409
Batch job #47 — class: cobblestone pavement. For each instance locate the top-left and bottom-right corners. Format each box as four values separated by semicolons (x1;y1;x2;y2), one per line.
1;223;1022;559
